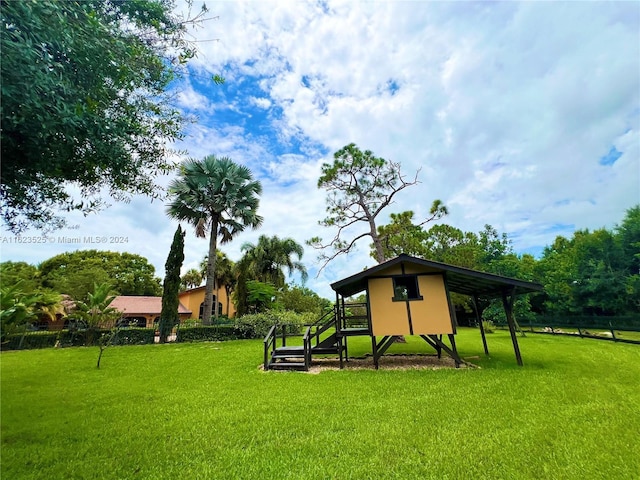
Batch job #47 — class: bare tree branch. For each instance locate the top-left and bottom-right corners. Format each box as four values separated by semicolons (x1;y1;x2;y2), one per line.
309;143;444;275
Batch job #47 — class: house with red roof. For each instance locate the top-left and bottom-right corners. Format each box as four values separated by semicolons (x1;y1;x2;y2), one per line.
110;296;192;328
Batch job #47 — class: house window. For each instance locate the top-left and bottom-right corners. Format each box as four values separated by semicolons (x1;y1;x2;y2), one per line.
392;275;422;301
199;295;223;319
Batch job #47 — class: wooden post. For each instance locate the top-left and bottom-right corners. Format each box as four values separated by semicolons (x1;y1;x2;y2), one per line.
502;287;523;366
473;294;490;356
372;335;379;369
448;334;460;368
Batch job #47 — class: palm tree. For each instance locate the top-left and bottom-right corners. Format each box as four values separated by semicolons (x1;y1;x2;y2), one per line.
215;252;236;318
0;283;61;347
199;251;236;318
180;268;203;291
74;282;119;329
240;235;308;287
167;155;262;324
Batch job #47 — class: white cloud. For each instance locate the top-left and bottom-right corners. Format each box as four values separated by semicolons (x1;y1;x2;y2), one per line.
175;80;212;112
249;96;271;109
2;1;638;301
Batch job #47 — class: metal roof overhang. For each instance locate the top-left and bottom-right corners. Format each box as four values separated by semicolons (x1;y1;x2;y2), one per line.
330;254;544;299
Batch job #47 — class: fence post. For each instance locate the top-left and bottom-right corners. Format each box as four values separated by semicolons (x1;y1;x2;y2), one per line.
609;321;617;342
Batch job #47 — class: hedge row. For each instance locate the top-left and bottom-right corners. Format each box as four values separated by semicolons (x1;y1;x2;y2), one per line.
2;331;59;350
1;328;156;351
112;328;156;345
175;325;239;342
1;311;320;350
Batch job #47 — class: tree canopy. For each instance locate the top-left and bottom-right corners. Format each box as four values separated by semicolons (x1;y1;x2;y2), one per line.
38;250;162;300
374;205;640;319
278;285;331;317
0;261;41;293
180;268;204;291
535;212;638;317
73;282;119;329
0;0;213;232
0;284;61;339
308;143;447;271
240;235;308;287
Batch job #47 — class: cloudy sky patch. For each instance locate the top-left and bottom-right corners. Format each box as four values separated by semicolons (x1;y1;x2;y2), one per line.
1;1;638;299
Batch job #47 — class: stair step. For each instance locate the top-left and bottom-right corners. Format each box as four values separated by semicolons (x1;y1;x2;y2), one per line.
272;346;306;359
273;346;305;354
269;362;308;371
311;346;339;355
271;352;304;360
341;327;370;336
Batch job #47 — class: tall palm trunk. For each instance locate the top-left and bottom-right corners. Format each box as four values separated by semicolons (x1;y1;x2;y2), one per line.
225;286;231;317
213;277;219;323
202;218;218;325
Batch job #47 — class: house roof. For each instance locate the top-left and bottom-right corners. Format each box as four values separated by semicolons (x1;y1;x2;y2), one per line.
110;296;192;316
179;286;206;296
330;254;544;299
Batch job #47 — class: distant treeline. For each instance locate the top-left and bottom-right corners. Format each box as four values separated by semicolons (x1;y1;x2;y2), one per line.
374;205;639;320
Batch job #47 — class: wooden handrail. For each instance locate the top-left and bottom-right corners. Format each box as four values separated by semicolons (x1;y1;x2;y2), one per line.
263;324;277;370
303;326;312;370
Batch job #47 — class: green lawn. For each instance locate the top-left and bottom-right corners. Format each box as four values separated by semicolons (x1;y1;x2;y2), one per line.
2;328;639;479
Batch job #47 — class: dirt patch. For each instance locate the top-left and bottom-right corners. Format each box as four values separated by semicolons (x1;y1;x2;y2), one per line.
262;354;477;374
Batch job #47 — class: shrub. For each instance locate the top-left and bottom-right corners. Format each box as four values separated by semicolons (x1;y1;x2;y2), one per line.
58;330;91;347
482;320;495;334
212;315;233;325
180;318;200;328
233;311;314;339
111;328;155;346
179;316;232;328
233;313;278;339
176;325;238;343
1;331;58;350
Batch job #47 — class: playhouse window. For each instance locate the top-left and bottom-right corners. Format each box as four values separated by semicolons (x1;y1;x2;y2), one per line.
392;276;422;301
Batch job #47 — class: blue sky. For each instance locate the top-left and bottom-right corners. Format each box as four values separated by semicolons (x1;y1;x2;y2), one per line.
1;1;639;299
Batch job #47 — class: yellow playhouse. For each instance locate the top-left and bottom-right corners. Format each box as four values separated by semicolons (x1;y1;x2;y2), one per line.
264;254;543;371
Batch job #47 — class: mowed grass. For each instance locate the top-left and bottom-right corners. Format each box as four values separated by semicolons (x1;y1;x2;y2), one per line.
1;328;639;480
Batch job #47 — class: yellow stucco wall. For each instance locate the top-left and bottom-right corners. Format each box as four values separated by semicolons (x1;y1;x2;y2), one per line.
179;285;236;319
407;275;454;334
369;277;411;335
367;267;454;336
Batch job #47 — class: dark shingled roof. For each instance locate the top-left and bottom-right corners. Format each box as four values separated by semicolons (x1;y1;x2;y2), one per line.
330;254;544;298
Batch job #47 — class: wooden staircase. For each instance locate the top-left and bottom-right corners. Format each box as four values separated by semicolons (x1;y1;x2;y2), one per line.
268;345;309;371
264;311;343;371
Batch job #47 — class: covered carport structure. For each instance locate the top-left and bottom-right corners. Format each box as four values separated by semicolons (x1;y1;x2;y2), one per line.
330;254;544;366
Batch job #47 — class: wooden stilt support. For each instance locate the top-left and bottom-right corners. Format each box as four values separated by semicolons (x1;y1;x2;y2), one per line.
448;333;460;368
374;336;396;369
502;287;523;366
371;335;379;369
473;294;490;356
343;335;349;362
419;335;464;366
